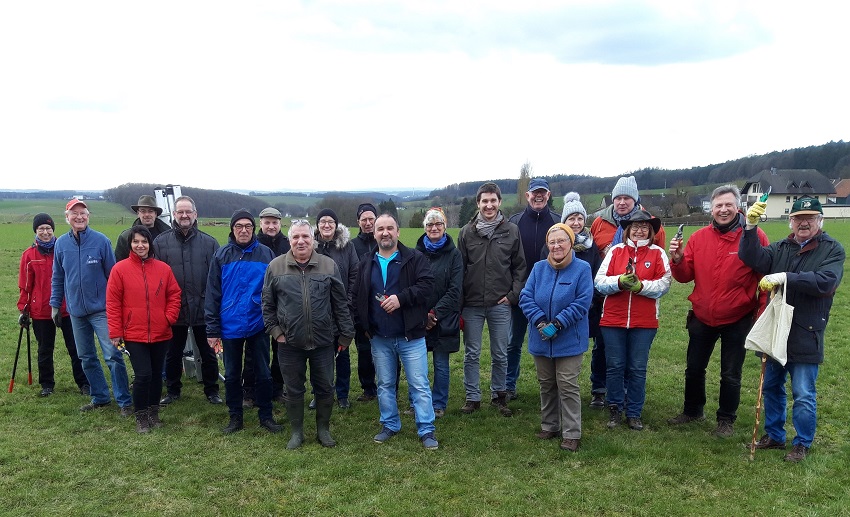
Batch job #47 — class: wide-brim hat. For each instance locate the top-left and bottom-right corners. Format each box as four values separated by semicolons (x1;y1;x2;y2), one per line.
131;195;163;216
619;209;662;233
789;197;823;216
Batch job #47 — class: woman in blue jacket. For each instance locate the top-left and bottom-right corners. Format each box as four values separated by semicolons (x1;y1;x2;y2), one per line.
520;223;593;452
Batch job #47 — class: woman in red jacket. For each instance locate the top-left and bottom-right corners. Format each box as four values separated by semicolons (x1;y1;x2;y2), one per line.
107;226;182;433
595;211;671;432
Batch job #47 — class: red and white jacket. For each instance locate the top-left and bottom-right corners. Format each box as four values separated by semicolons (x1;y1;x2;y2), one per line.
595;238;671;329
18;245;68;319
106;252;182;344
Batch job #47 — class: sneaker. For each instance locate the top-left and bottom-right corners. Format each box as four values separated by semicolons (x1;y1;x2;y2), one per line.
784;444;809;462
403;406;415;416
80;384;91;396
627;417;644;431
667;413;705;425
607;405;622;429
536;430;560;440
80;401;111;412
242;398;255;409
560;438;579;452
374;427;397;443
356;393;376;402
714;419;734;438
421;432;439;450
338;398;351;410
119;406;134;418
434;408;445;418
207;393;223;405
159;393;180;405
259;419;283;433
39;387;54;397
754;434;787;450
590;394;605;409
460;400;481;414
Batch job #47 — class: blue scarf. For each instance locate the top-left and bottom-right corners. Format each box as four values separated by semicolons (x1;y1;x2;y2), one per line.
35;236;56;253
611;205;640;246
423;234;447;253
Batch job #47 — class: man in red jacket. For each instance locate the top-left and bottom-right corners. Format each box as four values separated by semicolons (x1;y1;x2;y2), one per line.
666;185;768;437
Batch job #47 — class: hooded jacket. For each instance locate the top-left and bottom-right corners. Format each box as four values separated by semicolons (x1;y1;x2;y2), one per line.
106;251;182;344
50;227;116;317
314;224;359;314
152;222;220;326
205;236;274;339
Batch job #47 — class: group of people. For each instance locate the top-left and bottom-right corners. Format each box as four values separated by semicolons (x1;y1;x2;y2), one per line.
17;177;844;461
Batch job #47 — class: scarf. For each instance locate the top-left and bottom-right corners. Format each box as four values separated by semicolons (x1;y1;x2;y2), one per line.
424;234;447;253
612;205;640;246
36;236;56;253
712;213;742;234
572;228;594;252
475;212;504;239
547;250;574;270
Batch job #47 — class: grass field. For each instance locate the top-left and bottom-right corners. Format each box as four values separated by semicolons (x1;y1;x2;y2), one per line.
0;219;848;516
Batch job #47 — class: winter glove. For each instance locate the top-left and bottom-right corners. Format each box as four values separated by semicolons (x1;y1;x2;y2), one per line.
51;307;62;327
758;272;787;292
619;273;638;290
536;321;558;341
18;312;30;327
746;201;767;226
629;278;643;293
337;336;352;349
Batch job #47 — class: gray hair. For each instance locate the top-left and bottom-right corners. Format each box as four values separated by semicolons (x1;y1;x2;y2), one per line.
174;195;197;211
422;208;447;229
710;184;741;205
287;219;314;240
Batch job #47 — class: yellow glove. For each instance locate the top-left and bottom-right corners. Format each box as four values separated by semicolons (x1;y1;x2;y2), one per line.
758;272;786;292
746;201;767;226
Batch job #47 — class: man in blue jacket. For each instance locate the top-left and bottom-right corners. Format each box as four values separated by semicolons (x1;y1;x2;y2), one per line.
206;210;281;434
740;197;845;462
51;199;132;415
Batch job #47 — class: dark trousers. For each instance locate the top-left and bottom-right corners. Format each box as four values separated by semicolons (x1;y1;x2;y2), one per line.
335;346;351;400
164;325;219;397
223;332;272;420
32;317;88;390
355;331;377;396
589;333;607;395
683;312;752;422
279;341;335;402
125;341;168;411
241;336;284;399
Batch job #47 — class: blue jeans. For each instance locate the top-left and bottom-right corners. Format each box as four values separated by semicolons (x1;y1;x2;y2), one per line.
431;350;451;410
506;304;527;393
600;327;657;418
371;335;435;437
462;304;511;401
222;332;272;421
763;359;819;448
71;311;132;408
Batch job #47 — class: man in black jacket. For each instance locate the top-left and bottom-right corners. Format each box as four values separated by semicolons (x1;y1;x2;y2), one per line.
352;203;379;401
354;213;438;449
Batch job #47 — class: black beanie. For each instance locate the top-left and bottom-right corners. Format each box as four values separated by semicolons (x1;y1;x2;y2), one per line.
33;213;55;233
357;203;377;220
316;208;339;226
230;209;255;232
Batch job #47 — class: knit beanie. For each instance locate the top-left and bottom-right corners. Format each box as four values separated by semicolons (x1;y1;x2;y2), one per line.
547;223;575;246
33;213;55;232
611;176;639;202
560;192;587;222
357;203;378;220
316;208;339;226
230;209;255;232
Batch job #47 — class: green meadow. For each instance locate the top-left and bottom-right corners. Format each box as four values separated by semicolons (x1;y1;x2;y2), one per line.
0;215;848;516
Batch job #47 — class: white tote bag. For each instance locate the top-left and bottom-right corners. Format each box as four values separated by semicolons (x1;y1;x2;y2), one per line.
745;285;793;366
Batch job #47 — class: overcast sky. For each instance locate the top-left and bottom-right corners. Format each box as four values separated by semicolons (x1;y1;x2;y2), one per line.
1;1;847;193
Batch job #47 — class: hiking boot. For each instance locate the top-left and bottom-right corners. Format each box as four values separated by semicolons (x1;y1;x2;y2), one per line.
607;405;622;429
421;432;439;450
338;398;351;410
260;418;283;434
159;393;180;405
356;393;376;402
148;405;162;428
119;405;134;418
134;409;151;434
560;438;579;452
80;384;91;396
784;444;809;462
80;401;111;412
754;434;786;450
667;413;705;425
222;416;244;434
590;394;605;409
492;392;513;417
507;390;518;401
434;408;445;419
536;430;560;440
714;419;734;438
627;417;644;431
374;427;397;443
460;400;481;414
40;387;54;397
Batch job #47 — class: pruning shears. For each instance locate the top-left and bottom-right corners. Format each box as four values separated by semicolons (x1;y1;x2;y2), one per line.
625;257;634;275
758;186;771;221
674;223;685;242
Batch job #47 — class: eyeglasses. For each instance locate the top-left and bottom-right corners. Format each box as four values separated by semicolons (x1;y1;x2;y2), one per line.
547;239;570;247
318;219;336;226
426;222;445;229
233;224;254;231
36;226;53;232
790;215;819;222
630;224;651;231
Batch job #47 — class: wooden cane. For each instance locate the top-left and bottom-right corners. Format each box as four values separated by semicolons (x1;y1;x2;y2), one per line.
750;354;768;461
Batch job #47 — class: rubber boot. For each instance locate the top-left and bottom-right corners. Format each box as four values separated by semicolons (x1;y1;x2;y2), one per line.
315;397;336;448
286;399;305;450
135;409;151;434
148;405;162;428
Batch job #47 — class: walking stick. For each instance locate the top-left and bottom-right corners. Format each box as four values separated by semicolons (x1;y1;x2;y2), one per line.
26;323;33;385
8;326;24;393
750;353;768;460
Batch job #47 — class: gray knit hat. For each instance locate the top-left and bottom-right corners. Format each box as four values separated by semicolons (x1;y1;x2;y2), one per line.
611;176;639;202
560;192;587;222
